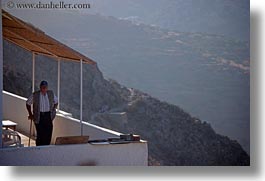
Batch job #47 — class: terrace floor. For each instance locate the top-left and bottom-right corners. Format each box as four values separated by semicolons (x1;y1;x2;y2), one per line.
18;131;36;147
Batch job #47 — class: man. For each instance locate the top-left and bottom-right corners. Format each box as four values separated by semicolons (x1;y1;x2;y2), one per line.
26;80;58;146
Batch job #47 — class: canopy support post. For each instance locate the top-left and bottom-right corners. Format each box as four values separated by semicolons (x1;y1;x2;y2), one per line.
57;59;61;110
32;52;35;92
0;8;3;148
31;52;36;138
80;59;83;136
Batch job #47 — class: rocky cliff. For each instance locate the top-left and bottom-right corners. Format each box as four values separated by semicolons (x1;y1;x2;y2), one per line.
8;10;250;153
3;40;249;166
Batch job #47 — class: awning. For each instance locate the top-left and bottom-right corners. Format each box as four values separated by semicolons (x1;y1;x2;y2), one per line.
2;9;96;64
2;10;91;137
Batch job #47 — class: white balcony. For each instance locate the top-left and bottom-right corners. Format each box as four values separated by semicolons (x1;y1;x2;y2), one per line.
0;91;148;166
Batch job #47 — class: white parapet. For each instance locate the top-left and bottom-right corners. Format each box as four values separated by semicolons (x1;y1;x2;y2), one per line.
1;91;148;166
0;141;148;166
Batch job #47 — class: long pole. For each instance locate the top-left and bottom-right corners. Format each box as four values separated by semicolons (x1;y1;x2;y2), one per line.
28;118;32;147
0;4;3;148
32;52;35;92
29;52;36;146
57;59;61;110
80;59;83;136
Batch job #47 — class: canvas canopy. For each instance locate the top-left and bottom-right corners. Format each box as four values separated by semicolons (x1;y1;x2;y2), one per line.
2;9;96;64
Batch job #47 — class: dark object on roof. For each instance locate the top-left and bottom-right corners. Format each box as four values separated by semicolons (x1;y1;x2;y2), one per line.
55;136;89;145
120;134;141;141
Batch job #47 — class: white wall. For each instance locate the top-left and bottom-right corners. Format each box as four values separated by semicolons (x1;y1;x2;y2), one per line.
2;91;148;166
52;114;121;143
2;91;123;141
0;141;148;166
2;91;31;136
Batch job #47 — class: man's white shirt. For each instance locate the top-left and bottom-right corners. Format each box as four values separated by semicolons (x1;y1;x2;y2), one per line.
26;93;58;112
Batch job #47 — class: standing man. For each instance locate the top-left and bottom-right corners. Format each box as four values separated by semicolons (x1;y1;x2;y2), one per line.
26;80;58;146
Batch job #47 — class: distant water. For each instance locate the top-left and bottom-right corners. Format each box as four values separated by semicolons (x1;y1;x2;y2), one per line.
95;56;250;154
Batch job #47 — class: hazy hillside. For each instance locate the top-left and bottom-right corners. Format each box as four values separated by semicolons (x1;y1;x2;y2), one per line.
5;9;250;153
3;39;249;166
2;6;250;165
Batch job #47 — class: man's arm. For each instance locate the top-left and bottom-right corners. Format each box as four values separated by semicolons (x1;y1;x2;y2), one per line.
26;104;34;120
53;94;59;110
26;94;34;120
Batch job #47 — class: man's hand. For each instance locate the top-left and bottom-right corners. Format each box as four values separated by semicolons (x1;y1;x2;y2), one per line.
53;103;58;110
28;114;34;120
26;104;34;120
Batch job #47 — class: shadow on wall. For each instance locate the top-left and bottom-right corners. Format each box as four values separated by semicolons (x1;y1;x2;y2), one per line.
78;161;97;166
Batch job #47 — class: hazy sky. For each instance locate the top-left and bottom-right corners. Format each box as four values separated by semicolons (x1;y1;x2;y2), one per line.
2;0;250;41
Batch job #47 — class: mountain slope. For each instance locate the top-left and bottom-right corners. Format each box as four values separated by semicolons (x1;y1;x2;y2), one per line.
3;39;249;165
2;9;250;165
11;10;249;153
5;9;250;153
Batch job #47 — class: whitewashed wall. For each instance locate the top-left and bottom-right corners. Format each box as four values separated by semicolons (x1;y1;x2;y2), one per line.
1;91;148;166
2;91;123;141
0;141;147;166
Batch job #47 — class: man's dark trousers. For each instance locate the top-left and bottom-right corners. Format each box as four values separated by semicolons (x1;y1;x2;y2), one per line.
35;112;53;146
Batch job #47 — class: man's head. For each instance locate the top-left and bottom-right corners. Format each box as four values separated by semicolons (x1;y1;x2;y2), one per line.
40;80;48;94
